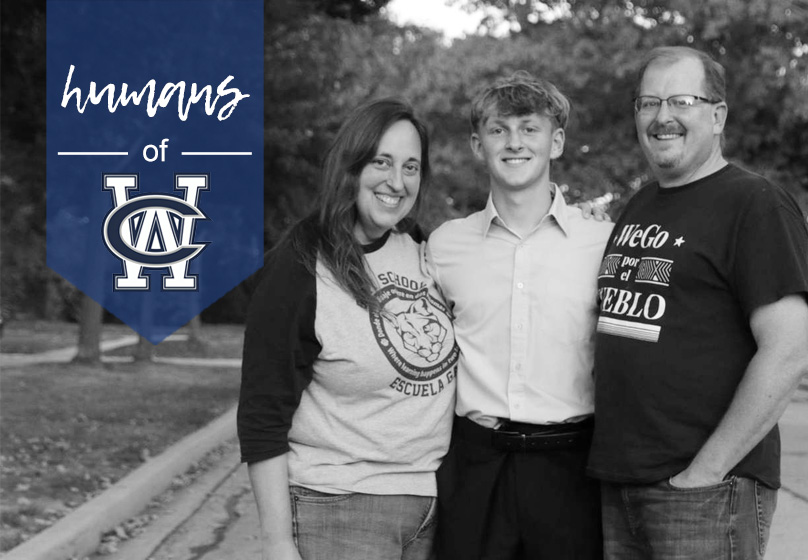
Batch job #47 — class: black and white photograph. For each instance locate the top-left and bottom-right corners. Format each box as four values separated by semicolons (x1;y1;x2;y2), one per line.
1;1;807;559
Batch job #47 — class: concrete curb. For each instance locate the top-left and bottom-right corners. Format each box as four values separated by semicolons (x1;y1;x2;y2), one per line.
1;334;189;367
3;406;237;560
109;447;242;560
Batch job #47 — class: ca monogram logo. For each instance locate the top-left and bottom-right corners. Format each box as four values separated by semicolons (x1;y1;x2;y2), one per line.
102;173;209;291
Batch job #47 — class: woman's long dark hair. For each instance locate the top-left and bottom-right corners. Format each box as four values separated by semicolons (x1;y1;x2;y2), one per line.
291;97;431;310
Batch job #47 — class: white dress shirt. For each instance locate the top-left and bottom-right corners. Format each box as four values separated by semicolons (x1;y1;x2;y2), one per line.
427;186;613;428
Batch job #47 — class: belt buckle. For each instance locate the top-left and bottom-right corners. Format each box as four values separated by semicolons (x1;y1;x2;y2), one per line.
492;429;526;451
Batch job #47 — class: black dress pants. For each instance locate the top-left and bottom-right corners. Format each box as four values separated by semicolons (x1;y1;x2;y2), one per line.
436;416;602;560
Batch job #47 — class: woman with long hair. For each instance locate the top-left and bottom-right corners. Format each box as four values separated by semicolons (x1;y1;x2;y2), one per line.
238;98;459;560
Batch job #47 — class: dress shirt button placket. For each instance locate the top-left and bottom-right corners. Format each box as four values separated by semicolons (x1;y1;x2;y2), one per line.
509;243;529;419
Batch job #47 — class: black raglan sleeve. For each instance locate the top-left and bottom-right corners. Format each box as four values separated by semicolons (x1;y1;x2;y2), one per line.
236;237;321;464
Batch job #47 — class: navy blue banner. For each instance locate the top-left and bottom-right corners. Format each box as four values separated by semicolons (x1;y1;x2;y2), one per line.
47;0;264;343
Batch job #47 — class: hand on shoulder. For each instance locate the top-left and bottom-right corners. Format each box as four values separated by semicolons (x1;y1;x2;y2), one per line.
577;201;612;222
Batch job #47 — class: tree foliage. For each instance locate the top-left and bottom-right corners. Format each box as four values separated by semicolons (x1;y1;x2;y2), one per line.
1;0;51;320
455;0;808;207
2;0;806;325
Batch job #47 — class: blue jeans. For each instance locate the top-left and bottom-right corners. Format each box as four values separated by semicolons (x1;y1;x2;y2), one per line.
289;486;437;560
601;477;777;559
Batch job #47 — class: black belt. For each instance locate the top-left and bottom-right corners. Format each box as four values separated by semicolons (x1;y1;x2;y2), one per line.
456;415;593;452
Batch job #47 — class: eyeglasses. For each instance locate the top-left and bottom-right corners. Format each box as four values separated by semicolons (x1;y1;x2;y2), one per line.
633;95;721;115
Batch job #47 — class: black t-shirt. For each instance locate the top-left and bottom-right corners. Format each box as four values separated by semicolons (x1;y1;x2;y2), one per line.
587;164;808;488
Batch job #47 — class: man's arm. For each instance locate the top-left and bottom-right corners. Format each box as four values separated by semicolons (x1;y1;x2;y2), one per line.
248;455;302;560
671;293;808;487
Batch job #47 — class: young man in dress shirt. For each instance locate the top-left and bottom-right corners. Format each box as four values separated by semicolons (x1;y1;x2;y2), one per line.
427;72;613;559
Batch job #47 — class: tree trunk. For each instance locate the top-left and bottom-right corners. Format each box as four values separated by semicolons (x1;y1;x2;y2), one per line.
132;335;155;362
74;293;102;363
188;314;203;344
186;314;207;355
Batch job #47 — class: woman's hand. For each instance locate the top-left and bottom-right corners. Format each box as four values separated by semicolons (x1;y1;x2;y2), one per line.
577;201;611;222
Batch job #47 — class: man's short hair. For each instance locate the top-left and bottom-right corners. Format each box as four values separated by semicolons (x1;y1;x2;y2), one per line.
470;71;571;132
635;46;726;102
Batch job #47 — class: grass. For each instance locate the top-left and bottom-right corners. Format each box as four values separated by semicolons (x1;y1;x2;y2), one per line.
0;320;137;354
0;321;244;552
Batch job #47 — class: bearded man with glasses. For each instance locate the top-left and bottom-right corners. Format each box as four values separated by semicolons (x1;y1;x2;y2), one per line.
586;45;808;559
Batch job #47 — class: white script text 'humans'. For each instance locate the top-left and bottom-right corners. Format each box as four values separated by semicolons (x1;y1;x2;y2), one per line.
61;65;250;122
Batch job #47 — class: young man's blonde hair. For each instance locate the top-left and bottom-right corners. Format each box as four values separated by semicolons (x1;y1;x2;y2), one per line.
470;70;571;132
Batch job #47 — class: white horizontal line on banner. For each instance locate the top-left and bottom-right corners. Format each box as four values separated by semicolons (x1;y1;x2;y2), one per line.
181;152;253;156
57;152;128;155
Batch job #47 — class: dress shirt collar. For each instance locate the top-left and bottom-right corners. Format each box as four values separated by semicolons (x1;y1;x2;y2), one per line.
481;183;571;239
